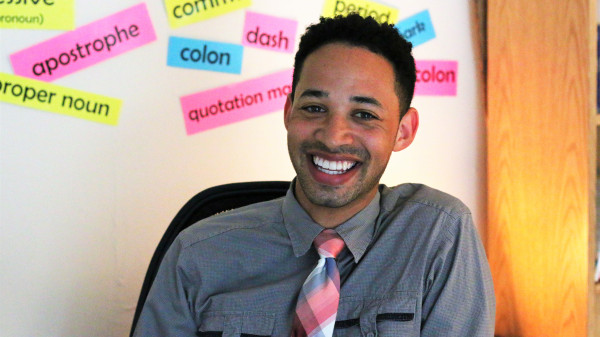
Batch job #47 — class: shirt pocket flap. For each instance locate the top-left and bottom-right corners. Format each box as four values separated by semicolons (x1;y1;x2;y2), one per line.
377;293;416;321
333;293;418;336
374;293;417;336
198;312;275;337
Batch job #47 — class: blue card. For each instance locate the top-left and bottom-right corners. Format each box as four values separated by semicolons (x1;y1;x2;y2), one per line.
396;10;436;47
167;36;244;74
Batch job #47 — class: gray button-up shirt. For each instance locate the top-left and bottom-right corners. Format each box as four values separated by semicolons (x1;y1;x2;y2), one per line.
133;183;495;336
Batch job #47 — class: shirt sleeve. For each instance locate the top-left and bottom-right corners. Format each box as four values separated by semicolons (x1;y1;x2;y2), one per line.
132;237;198;337
420;212;496;336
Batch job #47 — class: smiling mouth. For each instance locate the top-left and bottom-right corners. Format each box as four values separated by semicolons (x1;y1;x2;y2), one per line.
312;155;358;175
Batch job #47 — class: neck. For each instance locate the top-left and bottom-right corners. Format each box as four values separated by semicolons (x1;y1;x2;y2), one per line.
294;182;377;228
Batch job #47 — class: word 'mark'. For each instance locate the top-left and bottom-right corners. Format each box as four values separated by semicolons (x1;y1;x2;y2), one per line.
0;0;74;30
395;10;436;47
164;0;251;28
322;0;399;25
0;72;121;125
242;11;297;54
181;69;293;135
167;36;243;74
10;3;156;82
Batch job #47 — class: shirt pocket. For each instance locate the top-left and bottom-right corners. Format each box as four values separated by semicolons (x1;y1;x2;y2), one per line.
374;295;417;336
334;292;417;337
197;311;275;337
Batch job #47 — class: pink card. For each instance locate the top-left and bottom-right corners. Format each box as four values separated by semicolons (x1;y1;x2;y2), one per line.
181;69;293;135
414;60;458;96
242;11;297;54
10;3;156;82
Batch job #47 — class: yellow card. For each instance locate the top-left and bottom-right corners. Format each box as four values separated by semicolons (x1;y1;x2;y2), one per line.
0;73;121;125
164;0;251;28
322;0;398;25
0;0;75;30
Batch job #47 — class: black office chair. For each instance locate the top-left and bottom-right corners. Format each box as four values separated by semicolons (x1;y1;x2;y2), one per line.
129;181;290;336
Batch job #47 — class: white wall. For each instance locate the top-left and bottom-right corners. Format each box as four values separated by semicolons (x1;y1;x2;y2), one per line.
0;1;485;336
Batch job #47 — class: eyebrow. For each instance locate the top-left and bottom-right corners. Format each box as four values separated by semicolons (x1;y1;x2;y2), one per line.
299;89;328;98
351;95;382;108
299;89;383;108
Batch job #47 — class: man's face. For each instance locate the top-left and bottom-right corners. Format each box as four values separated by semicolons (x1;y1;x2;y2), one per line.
285;42;413;218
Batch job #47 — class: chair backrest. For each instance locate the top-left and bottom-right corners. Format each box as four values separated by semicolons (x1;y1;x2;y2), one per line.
130;181;290;336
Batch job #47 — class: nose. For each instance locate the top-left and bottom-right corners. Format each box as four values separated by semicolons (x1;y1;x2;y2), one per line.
315;114;354;149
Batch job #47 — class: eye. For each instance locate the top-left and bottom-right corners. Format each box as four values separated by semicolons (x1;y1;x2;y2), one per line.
301;105;326;113
353;110;379;120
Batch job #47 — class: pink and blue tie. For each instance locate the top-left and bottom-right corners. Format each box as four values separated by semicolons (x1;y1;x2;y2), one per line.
293;229;345;337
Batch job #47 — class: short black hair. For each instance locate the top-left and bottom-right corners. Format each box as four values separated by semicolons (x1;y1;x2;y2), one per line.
292;14;416;117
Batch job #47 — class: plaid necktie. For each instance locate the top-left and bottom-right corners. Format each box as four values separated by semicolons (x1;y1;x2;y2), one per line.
292;229;345;337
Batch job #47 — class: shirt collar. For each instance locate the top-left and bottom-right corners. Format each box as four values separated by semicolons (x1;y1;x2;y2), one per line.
282;181;380;263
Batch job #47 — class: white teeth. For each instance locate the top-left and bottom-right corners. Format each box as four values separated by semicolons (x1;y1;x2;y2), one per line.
312;155;356;175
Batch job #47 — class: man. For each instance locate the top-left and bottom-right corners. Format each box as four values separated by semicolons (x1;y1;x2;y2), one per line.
133;14;495;337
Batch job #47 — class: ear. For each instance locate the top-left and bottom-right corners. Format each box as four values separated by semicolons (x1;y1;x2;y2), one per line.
393;107;419;152
283;94;293;130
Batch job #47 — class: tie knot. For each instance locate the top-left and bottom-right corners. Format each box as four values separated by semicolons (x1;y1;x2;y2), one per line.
314;229;345;259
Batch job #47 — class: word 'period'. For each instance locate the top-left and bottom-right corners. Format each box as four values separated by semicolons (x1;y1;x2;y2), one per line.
322;0;398;24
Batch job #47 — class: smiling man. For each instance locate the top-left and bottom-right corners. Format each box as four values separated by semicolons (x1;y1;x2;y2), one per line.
133;14;495;337
285;41;418;228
